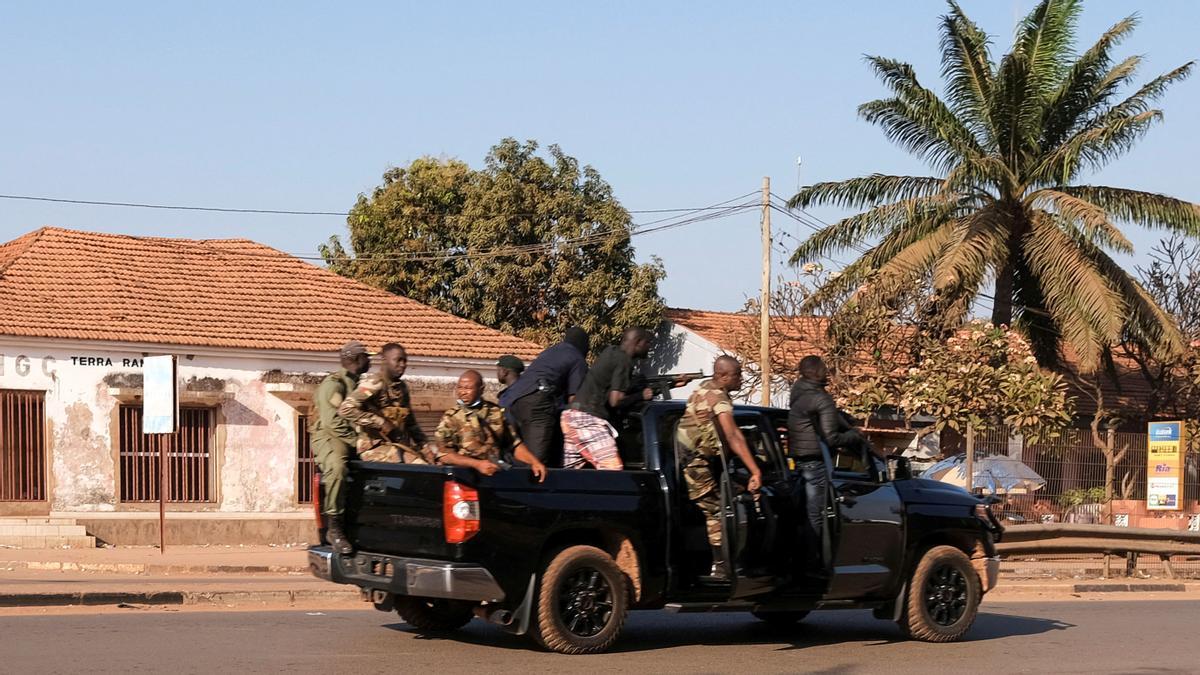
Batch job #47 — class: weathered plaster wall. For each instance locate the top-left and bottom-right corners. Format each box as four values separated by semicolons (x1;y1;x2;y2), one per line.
0;339;471;514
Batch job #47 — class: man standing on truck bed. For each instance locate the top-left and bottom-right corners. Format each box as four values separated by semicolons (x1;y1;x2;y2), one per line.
433;370;547;481
788;355;867;573
339;342;434;463
677;355;763;579
560;327;652;470
310;340;373;555
499;326;590;466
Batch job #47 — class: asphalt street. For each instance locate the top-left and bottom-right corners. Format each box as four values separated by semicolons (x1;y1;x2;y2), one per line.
2;599;1195;674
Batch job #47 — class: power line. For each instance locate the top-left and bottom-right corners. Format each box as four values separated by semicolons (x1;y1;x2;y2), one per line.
126;195;760;265
0;191;760;219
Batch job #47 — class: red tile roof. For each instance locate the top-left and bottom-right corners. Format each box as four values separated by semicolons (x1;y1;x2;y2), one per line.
665;307;827;356
0;227;542;360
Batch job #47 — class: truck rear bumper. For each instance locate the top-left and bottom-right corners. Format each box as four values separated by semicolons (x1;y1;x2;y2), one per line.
308;546;505;602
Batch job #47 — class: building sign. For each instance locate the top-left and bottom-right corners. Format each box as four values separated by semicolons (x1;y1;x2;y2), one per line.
1147;421;1184;511
142;355;178;434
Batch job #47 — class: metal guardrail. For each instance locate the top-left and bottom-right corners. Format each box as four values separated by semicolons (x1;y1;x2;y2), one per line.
998;524;1200;578
999;523;1200;555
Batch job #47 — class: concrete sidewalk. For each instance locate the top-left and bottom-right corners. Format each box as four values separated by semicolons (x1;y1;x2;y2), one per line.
0;544;310;575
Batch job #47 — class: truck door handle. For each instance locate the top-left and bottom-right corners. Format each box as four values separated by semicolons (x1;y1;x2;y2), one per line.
363;480;386;495
836;495;857;506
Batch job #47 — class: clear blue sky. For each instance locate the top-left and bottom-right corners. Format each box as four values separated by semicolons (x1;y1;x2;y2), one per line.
2;1;1196;312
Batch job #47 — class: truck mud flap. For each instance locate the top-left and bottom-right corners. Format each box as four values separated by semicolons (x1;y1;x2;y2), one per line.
501;574;537;636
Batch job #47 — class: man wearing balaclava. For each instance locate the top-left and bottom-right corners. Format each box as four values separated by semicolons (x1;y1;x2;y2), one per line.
498;326;590;467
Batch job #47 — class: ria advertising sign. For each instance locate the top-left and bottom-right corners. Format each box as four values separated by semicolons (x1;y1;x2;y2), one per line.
1147;421;1184;511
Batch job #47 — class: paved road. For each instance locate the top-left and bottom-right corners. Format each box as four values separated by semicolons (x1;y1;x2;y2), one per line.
3;599;1196;674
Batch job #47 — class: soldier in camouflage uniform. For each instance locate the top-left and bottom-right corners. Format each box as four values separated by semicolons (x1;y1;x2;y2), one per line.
675;355;763;579
433;370;547;481
311;340;373;555
338;343;434;464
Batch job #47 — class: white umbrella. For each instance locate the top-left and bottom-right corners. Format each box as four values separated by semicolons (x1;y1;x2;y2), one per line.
922;454;1046;494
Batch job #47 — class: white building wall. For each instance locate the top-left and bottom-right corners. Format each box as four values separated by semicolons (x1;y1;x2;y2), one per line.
650;323;790;408
0;336;483;514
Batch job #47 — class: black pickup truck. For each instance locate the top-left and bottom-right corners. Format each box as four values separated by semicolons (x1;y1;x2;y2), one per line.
309;401;1002;654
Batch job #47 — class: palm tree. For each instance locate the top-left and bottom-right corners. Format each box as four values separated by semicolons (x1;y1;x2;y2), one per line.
788;0;1199;371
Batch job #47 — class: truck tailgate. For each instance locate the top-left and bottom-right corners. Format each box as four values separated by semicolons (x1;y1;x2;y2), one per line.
345;462;455;560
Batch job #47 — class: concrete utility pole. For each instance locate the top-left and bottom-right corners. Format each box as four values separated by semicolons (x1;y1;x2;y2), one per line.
760;176;772;406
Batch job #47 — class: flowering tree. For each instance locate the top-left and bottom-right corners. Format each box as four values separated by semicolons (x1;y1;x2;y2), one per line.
900;321;1074;444
736;270;1074;444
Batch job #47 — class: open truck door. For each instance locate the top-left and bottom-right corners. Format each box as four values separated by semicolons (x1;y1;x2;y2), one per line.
718;412;794;600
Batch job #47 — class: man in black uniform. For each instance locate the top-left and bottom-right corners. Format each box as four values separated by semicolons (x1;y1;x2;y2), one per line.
788;355;868;573
561;327;652;470
499;327;589;466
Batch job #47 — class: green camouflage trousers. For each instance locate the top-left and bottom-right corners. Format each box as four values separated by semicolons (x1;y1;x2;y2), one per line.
312;435;354;517
682;453;722;548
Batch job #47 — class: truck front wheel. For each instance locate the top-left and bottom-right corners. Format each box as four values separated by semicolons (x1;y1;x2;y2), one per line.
394;596;475;632
898;545;981;642
531;545;629;654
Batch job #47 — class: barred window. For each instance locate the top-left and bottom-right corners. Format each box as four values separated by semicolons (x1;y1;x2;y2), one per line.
297;414;314;504
0;390;46;501
118;406;214;502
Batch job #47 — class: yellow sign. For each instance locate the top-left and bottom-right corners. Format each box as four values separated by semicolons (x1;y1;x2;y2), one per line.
1147;421;1184;511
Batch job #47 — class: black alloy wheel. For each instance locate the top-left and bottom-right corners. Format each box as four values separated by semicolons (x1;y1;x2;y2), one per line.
531;545;630;654
923;564;969;626
898;544;981;642
558;568;615;638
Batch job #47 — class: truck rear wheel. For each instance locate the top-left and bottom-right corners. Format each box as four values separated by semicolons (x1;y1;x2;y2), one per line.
898;545;981;642
394;596;475;632
531;545;629;654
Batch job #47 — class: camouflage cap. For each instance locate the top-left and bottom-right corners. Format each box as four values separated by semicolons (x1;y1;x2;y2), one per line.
496;354;525;373
339;340;376;359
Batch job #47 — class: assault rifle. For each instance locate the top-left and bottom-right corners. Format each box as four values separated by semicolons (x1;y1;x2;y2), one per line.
634;371;706;401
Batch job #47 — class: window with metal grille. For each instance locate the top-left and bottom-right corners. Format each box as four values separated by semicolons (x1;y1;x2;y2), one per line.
118;406;214;503
0;390;46;502
296;414;314;504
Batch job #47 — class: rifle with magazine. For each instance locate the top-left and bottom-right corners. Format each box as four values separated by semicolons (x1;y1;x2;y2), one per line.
633;371;706;401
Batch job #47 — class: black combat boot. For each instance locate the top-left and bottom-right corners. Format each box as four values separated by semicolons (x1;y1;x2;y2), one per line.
709;546;729;580
327;516;354;555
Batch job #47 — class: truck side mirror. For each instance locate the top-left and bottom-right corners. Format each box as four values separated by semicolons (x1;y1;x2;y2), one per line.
887;454;913;481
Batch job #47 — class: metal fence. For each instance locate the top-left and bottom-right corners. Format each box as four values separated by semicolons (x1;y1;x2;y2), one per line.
118;406;214;503
0;390;46;501
969;426;1200;527
962;425;1200;577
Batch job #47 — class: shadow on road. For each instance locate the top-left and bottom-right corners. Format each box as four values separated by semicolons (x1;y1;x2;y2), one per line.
383;608;1075;654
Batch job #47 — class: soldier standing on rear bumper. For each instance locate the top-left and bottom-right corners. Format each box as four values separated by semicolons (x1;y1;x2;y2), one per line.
310;340;373;555
338;342;434;464
676;355;762;579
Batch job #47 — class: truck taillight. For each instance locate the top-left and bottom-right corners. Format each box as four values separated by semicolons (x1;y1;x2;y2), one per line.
444;481;480;544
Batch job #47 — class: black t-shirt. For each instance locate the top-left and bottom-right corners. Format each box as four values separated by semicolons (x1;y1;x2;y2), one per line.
571;346;634;420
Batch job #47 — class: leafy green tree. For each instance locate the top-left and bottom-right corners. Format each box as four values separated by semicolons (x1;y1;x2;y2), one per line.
787;0;1199;372
322;139;665;347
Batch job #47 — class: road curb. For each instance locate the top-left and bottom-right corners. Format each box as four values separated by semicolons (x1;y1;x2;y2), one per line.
990;582;1200;597
0;588;359;608
0;560;308;575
